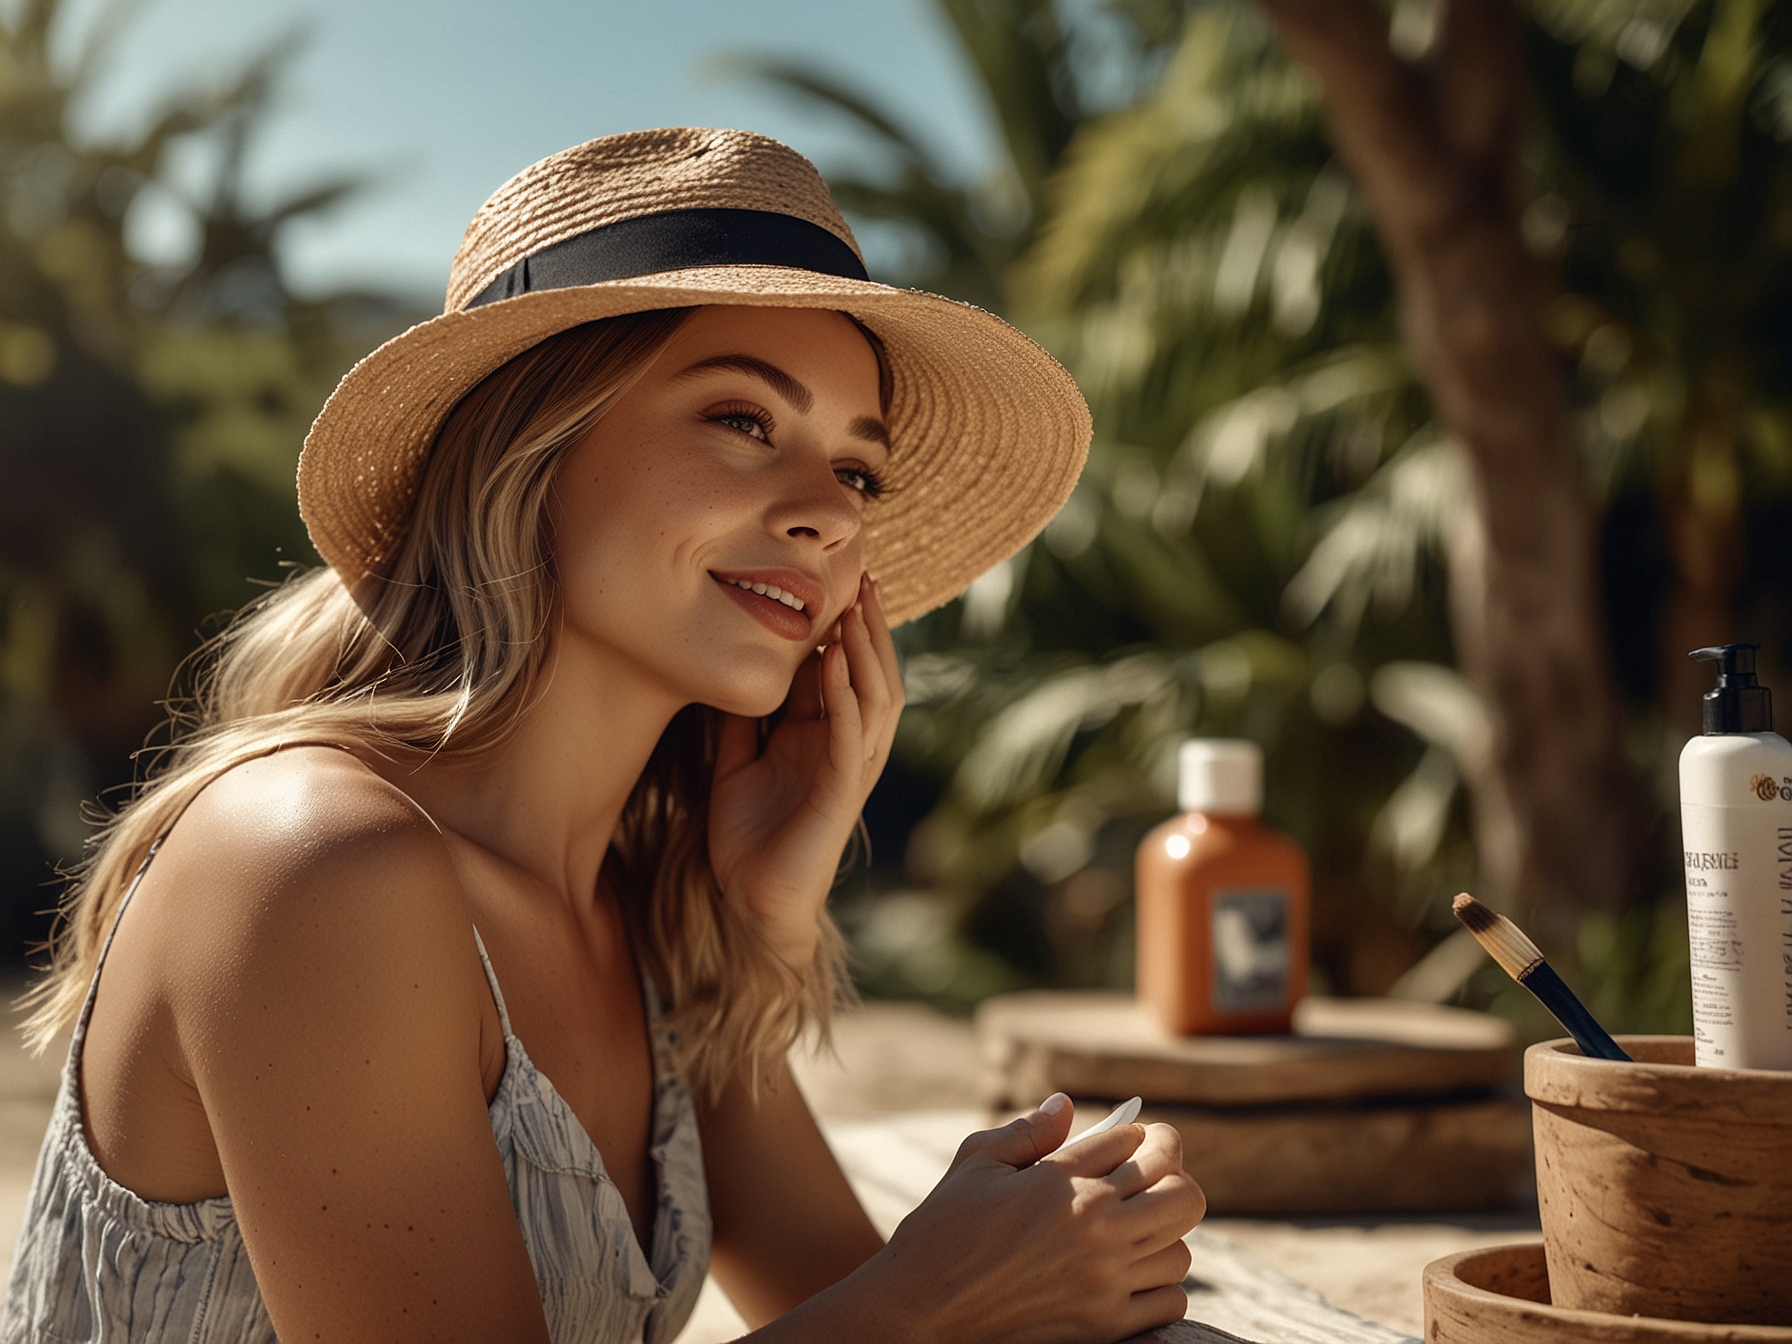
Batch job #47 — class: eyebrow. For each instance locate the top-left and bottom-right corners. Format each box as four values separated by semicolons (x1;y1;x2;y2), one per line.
673;354;813;413
849;415;891;450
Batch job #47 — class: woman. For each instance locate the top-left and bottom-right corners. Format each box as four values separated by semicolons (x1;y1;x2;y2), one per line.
3;128;1205;1343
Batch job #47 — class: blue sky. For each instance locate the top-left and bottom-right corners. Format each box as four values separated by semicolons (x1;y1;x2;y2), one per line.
58;0;1005;304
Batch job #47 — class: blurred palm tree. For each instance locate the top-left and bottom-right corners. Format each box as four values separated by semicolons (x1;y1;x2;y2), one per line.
753;0;1792;1030
745;2;1468;1003
0;0;415;958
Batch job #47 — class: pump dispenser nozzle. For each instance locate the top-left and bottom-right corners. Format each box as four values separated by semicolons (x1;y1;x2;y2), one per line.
1691;643;1773;734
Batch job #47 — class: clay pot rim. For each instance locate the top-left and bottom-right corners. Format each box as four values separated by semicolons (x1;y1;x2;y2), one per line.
1525;1036;1792;1120
1425;1244;1792;1341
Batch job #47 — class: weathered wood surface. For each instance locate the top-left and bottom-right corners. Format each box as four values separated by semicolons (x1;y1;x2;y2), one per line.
1424;1244;1792;1343
1141;1095;1530;1215
1527;1037;1792;1325
1126;1323;1255;1343
820;1108;1417;1344
978;993;1515;1109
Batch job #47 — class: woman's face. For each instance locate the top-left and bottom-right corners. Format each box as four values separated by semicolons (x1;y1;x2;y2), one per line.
549;305;890;717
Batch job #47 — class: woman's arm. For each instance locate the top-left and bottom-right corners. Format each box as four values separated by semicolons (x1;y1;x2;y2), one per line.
152;757;552;1344
698;1057;884;1326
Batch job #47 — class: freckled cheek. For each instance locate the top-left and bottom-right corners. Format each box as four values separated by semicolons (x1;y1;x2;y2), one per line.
555;491;718;610
649;486;773;565
552;449;770;609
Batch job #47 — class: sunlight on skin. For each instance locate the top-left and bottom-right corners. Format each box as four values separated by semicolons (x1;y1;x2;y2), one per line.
551;306;891;721
73;306;1202;1344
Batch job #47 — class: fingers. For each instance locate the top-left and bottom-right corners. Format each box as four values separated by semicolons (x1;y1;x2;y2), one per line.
862;575;903;707
840;594;893;759
823;574;902;786
1117;1282;1192;1338
819;639;863;773
1126;1237;1193;1295
949;1093;1072;1174
1099;1121;1188;1199
1118;1171;1208;1254
1046;1116;1149;1177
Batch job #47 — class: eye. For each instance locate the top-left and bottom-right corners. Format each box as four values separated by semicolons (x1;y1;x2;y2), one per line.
835;464;887;499
706;402;774;442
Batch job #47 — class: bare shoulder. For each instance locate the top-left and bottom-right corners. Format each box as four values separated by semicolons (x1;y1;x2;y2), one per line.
173;743;444;878
133;745;480;1042
103;747;548;1340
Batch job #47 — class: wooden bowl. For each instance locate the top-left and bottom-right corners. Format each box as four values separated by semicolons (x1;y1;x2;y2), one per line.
1424;1244;1792;1343
1526;1037;1792;1325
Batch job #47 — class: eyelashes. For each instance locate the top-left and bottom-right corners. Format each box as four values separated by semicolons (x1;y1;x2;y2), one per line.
703;402;888;499
835;464;888;500
707;401;775;441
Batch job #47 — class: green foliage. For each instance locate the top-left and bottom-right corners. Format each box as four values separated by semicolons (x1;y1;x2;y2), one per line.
765;3;1463;999
806;0;1792;1028
0;0;416;955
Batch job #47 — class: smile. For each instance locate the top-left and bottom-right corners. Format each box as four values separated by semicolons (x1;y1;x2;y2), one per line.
725;578;805;612
709;569;825;642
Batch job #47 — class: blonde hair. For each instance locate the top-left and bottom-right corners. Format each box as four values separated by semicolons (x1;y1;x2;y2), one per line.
22;307;849;1099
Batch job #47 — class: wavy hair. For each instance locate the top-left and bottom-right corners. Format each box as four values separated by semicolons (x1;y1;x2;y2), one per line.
22;307;851;1100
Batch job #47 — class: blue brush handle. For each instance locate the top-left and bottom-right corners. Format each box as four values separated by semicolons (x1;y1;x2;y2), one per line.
1520;962;1632;1061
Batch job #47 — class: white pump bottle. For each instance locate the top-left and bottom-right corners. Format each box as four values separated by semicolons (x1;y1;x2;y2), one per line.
1679;643;1792;1070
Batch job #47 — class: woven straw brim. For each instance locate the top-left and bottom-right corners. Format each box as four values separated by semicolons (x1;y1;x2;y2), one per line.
299;266;1091;626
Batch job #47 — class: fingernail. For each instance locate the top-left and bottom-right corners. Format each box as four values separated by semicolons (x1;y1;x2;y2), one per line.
1038;1092;1068;1116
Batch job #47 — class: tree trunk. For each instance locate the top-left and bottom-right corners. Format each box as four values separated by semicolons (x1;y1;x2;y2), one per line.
1256;0;1649;927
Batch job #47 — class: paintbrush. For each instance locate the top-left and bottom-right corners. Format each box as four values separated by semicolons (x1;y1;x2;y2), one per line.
1452;893;1631;1062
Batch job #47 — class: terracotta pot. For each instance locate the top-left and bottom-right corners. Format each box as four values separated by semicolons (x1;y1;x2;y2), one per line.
1424;1244;1792;1343
1526;1036;1792;1325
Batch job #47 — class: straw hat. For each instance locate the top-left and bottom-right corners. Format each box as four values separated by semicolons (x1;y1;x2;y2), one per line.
297;127;1091;625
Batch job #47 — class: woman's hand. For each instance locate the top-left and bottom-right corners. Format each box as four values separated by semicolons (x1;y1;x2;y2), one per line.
708;572;903;966
861;1098;1206;1344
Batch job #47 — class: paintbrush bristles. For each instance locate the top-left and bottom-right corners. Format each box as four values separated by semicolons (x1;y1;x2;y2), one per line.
1452;893;1545;981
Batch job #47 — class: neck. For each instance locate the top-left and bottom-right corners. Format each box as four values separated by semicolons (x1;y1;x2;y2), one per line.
390;631;685;908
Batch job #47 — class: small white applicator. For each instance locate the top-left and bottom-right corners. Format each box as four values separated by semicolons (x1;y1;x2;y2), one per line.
1068;1096;1143;1146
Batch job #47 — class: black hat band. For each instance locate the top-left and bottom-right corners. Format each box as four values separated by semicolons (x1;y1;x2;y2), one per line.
464;207;870;309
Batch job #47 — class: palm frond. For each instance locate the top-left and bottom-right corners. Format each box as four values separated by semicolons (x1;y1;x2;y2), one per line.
953;653;1175;808
937;0;1080;195
1281;430;1466;634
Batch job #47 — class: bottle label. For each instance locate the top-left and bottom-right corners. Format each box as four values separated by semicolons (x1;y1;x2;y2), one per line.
1681;799;1792;1069
1210;887;1290;1013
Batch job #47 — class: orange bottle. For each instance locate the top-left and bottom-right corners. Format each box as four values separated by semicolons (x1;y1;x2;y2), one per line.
1136;739;1310;1035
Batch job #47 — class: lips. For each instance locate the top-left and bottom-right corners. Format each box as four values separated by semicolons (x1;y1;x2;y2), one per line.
710;568;825;642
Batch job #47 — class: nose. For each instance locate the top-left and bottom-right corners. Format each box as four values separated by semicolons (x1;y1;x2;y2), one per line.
765;459;860;551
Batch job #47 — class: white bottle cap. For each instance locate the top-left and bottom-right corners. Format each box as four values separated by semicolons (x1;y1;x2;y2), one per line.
1178;738;1263;815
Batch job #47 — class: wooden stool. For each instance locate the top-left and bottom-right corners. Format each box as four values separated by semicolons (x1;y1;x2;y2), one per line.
977;991;1531;1215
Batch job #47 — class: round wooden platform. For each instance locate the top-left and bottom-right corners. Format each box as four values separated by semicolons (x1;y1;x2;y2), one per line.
976;991;1517;1108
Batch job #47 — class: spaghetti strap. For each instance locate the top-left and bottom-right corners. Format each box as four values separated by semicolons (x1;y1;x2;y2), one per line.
469;925;516;1039
71;838;163;1050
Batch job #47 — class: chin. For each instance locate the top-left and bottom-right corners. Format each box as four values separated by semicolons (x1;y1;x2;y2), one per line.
689;646;807;720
